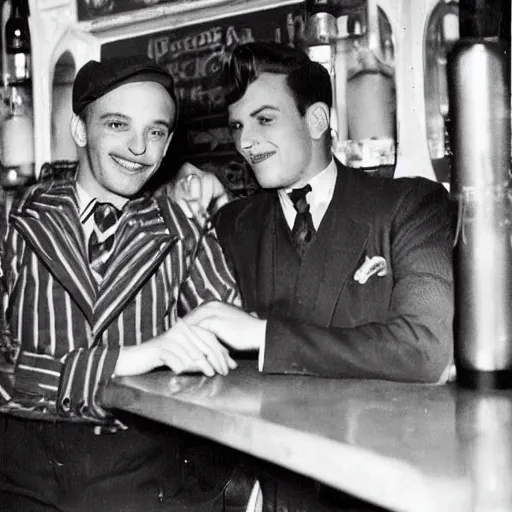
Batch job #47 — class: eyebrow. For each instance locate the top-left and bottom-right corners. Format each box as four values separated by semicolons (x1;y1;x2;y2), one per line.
99;112;172;129
250;105;280;117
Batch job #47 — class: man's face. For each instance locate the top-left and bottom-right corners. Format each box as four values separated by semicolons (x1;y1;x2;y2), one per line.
77;80;175;204
227;73;315;190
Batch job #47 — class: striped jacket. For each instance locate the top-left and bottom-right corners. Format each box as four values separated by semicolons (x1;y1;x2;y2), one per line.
0;177;240;424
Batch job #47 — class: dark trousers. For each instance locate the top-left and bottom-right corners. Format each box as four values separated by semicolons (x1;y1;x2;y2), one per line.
0;413;250;512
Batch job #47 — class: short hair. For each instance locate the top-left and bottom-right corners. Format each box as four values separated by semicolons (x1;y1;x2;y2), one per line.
222;41;333;116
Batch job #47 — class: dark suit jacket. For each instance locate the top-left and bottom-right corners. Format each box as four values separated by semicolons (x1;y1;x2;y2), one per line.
215;162;454;383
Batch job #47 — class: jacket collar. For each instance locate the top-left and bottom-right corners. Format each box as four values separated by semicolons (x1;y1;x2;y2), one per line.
10;180;180;335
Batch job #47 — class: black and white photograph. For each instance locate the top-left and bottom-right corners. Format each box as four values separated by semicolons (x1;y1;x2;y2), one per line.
0;0;510;511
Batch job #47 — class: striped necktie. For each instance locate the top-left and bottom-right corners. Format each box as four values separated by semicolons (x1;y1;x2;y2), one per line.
88;202;121;281
289;184;315;258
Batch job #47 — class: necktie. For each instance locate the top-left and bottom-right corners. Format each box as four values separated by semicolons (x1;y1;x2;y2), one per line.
88;202;121;281
289;184;315;258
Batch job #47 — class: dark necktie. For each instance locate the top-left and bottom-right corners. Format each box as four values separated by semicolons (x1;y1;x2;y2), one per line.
289;184;315;258
88;202;121;281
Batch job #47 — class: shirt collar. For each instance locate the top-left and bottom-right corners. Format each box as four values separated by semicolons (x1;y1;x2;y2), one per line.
75;181;97;224
75;180;135;224
278;159;337;209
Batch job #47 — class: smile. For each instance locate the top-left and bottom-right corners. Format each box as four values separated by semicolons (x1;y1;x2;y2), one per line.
111;155;147;172
250;151;275;164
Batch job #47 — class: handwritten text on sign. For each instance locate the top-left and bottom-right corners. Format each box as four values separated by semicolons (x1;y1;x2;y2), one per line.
133;7;304;117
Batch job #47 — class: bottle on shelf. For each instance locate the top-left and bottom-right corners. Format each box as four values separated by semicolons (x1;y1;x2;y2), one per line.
5;0;30;85
0;86;34;188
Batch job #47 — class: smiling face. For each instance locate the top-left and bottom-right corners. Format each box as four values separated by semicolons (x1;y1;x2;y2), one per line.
74;80;176;207
227;72;320;190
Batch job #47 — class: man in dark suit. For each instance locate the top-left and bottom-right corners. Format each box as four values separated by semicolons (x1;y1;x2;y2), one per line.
182;41;454;384
170;41;455;512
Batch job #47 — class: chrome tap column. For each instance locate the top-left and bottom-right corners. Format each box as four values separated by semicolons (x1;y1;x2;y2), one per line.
449;41;512;389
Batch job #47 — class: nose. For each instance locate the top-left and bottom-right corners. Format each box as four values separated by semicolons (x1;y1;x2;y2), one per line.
240;127;258;151
128;131;147;156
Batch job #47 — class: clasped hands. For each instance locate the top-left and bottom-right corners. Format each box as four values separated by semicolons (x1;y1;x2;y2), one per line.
114;166;263;378
115;302;266;378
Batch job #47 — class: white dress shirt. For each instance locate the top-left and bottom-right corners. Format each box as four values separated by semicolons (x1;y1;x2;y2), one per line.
75;182;98;244
277;159;337;230
76;182;126;245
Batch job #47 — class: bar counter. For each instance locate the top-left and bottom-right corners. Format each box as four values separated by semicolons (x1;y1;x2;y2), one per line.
102;362;512;512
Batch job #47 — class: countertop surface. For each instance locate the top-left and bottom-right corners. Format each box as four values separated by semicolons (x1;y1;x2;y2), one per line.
103;362;512;512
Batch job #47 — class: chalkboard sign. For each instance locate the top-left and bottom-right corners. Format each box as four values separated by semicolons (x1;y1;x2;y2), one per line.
101;3;305;197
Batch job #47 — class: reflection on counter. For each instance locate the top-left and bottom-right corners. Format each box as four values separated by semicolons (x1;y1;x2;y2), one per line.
457;391;512;511
104;363;512;511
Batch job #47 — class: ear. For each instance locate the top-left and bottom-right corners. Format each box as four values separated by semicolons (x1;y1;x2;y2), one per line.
71;113;87;148
306;103;330;140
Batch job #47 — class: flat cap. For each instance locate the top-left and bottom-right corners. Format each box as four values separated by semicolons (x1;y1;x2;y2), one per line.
72;55;177;115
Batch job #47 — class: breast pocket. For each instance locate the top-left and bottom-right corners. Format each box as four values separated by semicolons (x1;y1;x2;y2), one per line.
333;274;392;327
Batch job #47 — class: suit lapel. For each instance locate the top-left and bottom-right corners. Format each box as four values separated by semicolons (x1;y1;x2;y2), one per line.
10;182;96;323
233;163;370;324
93;195;179;337
297;163;370;325
256;195;278;315
231;192;277;314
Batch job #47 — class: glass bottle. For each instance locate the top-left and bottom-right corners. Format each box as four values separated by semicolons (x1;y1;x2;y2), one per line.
0;86;34;187
5;0;30;84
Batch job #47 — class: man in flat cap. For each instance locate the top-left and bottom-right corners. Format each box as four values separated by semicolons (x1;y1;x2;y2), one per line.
0;55;243;511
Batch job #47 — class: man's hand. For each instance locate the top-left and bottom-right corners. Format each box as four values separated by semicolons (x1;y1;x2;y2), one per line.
169;163;230;227
185;301;266;352
114;319;237;378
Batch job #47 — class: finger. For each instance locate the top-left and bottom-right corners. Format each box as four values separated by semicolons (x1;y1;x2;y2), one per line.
184;323;230;376
171;178;201;217
156;344;197;375
227;354;238;370
164;322;219;374
189;354;216;377
176;198;196;219
163;342;216;377
187;175;213;225
175;162;205;180
187;174;202;202
175;318;228;375
192;175;216;225
175;189;207;228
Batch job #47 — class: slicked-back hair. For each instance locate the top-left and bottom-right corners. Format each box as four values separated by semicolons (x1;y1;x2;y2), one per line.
222;41;333;116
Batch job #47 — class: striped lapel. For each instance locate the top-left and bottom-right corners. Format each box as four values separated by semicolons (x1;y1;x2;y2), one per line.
10;181;96;323
92;194;179;337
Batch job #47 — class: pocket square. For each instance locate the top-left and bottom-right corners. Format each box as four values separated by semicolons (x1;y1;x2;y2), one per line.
353;256;388;284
